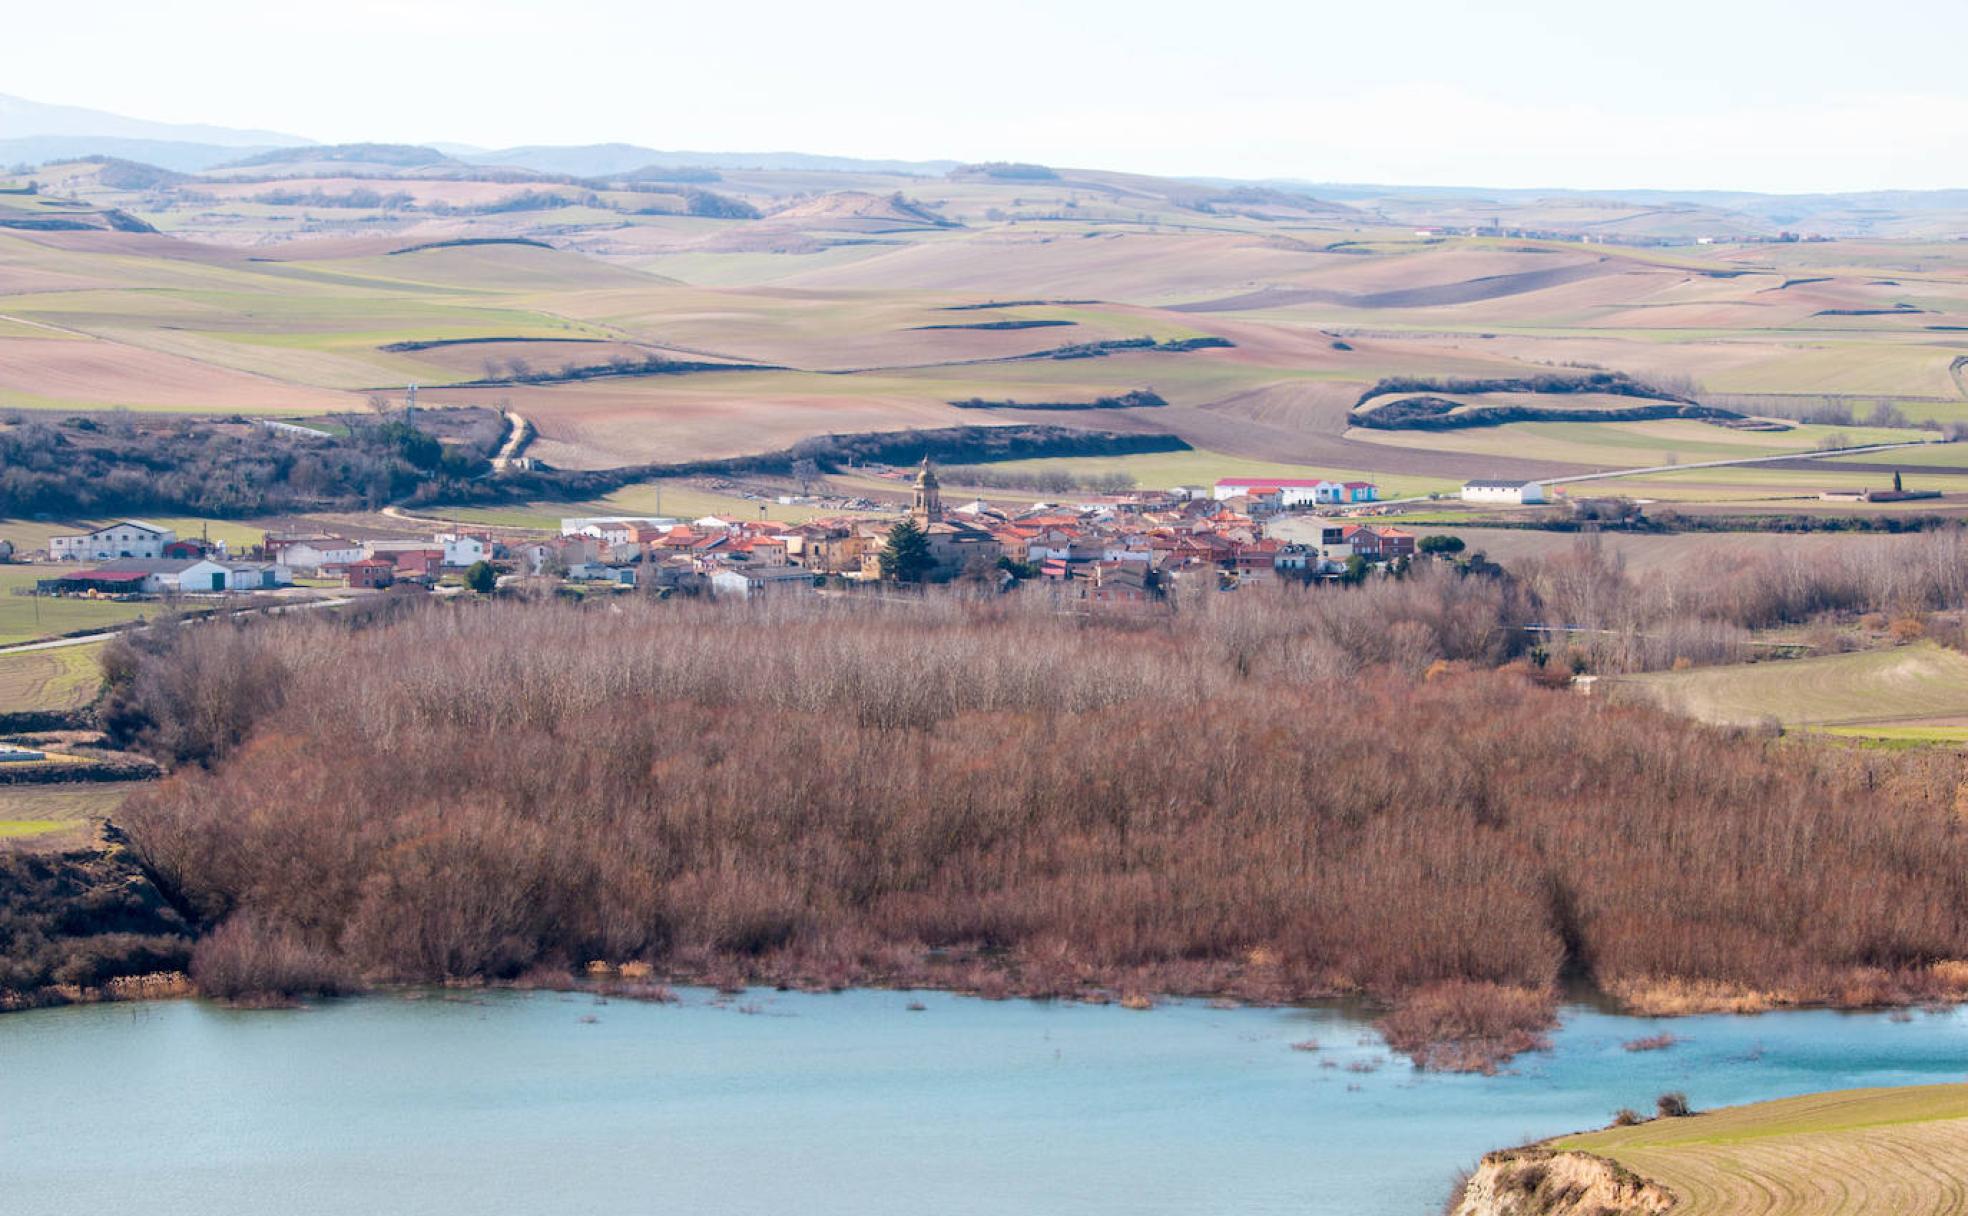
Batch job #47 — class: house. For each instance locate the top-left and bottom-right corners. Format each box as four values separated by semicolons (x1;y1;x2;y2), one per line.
436;532;489;568
331;558;396;589
1370;527;1416;560
1461;479;1547;505
1090;560;1152;602
50;521;176;561
366;541;448;575
710;566;816;599
732;537;790;567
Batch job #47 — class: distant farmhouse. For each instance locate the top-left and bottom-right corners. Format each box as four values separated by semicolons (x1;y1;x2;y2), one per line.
1460;479;1547;505
37;558;289;595
1213;477;1378;507
50;520;176;561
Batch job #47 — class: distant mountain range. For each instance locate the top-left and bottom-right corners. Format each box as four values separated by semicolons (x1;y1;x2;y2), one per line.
0;93;313;171
448;143;959;177
4;91;1967;237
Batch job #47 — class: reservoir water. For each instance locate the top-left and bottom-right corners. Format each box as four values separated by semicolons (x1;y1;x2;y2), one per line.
3;989;1965;1215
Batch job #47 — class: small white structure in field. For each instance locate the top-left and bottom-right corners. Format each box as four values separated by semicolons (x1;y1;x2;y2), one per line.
1460;479;1547;505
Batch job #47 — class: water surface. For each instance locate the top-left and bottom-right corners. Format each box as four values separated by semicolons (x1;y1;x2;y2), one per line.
3;989;1964;1215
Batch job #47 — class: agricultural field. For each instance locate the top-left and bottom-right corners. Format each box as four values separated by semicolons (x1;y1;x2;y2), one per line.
0;639;104;710
0;783;140;852
1555;1085;1968;1216
1604;644;1968;734
436;477;887;531
10;155;1968;504
1423;527;1927;576
0;566;156;646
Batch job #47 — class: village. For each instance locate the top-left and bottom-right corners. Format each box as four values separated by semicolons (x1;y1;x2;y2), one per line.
9;462;1461;609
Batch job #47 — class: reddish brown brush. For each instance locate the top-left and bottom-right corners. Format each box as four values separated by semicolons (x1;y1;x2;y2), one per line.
108;590;1968;1063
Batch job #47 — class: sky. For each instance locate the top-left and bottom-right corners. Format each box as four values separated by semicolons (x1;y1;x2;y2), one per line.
10;0;1968;193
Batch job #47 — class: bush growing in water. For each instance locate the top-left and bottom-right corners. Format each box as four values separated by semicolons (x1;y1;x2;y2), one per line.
191;916;355;1004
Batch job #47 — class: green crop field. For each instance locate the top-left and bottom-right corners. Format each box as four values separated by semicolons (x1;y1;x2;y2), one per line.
0;782;143;852
1606;643;1968;730
438;478;883;532
901;448;1461;500
1556;1085;1968;1215
0;567;156;646
0;639;104;710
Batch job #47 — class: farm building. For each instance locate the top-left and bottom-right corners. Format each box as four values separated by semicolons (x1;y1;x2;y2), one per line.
1461;479;1547;505
49;520;176;561
35;558;253;595
710;566;817;599
1212;478;1377;506
273;538;365;572
35;569;152;596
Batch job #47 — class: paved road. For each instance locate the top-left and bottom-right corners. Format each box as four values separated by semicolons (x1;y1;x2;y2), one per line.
0;631;123;657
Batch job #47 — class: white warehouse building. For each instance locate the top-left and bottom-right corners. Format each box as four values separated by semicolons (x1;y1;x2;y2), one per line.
1460;479;1547;505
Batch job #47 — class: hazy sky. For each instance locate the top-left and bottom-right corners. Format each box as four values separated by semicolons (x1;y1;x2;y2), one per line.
13;0;1968;192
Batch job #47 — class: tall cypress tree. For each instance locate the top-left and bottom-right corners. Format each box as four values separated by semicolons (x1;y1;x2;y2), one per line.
879;519;934;583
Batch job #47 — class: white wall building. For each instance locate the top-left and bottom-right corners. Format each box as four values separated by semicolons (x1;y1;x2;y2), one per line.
436;532;488;567
280;540;365;572
560;515;678;538
50;521;176;561
1460;479;1548;505
710;566;817;599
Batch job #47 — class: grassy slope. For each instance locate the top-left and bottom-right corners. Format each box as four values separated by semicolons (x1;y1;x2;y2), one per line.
1607;643;1968;729
1556;1086;1968;1216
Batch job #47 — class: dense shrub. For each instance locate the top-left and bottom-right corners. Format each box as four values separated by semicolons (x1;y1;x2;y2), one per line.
0;409;499;519
111;589;1968;1054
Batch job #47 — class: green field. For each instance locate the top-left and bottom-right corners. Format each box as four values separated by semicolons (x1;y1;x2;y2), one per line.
1556;1085;1968;1215
0;639;104;709
437;478;880;531
1350;418;1924;471
0;782;142;851
1607;643;1968;731
0;567;155;646
0;516;266;556
837;448;1462;501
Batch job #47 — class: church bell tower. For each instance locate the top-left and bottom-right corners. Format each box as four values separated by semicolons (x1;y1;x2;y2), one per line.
911;456;943;523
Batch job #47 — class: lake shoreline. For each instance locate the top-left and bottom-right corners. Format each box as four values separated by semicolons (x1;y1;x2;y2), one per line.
8;987;1966;1216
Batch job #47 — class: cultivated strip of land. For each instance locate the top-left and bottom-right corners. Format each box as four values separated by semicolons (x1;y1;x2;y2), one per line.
1554;1085;1968;1216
